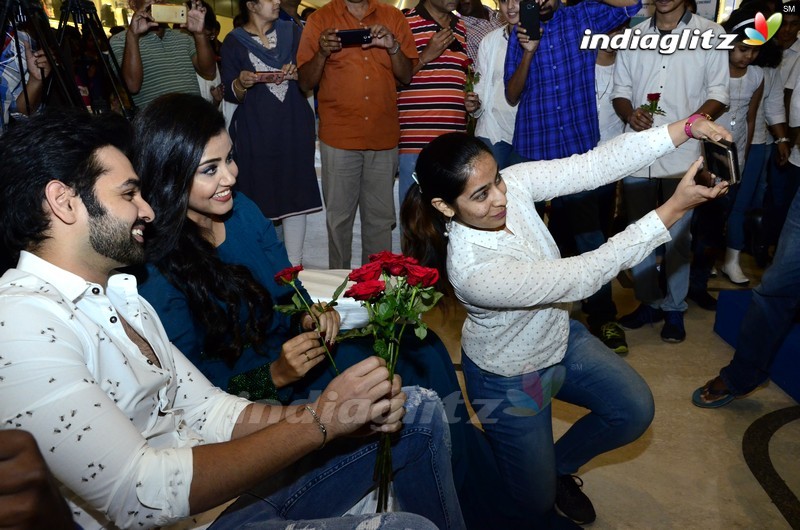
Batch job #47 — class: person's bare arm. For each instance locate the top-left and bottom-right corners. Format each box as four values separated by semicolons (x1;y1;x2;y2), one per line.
188;357;405;513
412;28;452;75
186;0;216;80
298;28;339;92
120;2;158;93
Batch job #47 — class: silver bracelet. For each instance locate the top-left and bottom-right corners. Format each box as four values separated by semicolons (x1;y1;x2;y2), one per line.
305;404;327;450
388;41;401;56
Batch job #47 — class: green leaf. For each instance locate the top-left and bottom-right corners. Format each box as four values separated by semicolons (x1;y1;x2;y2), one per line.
336;326;375;341
414;324;428;340
373;338;389;360
331;274;350;303
291;293;305;309
274;303;306;315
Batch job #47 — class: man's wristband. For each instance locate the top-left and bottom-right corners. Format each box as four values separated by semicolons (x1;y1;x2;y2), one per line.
776;137;791;144
388;41;401;55
684;113;711;139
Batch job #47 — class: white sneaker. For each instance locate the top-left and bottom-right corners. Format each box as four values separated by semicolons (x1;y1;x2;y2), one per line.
722;248;749;285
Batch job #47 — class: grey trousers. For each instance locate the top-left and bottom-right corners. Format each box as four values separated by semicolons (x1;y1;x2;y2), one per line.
319;141;398;269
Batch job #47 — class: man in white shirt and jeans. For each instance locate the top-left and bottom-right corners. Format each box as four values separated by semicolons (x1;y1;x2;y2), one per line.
612;0;728;342
0;111;463;530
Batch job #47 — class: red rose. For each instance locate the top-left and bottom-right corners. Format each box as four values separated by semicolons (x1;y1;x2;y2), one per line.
345;280;386;301
647;93;660;102
349;261;383;282
368;251;404;264
405;264;440;287
274;265;304;285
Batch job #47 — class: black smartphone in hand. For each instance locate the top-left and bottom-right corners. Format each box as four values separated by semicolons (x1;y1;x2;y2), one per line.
337;29;373;46
699;138;740;186
520;0;541;41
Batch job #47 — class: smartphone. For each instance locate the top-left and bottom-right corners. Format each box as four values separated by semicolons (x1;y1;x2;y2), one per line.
519;0;541;41
254;71;285;84
699;138;740;186
337;28;373;46
151;4;187;25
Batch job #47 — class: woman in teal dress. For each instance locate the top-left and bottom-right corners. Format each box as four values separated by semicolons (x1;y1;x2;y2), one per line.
134;94;518;529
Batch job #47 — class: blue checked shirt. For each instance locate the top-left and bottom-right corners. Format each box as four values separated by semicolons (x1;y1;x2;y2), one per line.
504;0;641;161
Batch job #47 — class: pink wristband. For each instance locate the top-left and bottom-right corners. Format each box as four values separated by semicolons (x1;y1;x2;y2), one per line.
684;113;708;139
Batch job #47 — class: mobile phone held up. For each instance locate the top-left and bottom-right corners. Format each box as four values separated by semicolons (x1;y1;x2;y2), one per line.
698;138;740;187
519;0;541;41
255;71;285;84
151;4;187;24
337;28;373;46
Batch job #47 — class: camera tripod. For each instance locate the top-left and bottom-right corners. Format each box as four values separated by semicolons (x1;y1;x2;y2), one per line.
51;0;135;119
1;0;83;132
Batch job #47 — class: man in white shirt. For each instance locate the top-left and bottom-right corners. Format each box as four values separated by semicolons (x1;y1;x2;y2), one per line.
612;0;728;342
0;111;461;530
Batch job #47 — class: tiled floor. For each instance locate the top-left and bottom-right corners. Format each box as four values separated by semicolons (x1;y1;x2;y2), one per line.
299;186;799;529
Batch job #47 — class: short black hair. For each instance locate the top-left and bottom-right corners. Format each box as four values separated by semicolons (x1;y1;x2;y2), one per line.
0;110;133;257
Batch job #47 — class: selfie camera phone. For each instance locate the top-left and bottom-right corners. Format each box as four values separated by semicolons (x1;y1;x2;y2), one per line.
699;138;740;187
255;71;285;84
151;4;187;24
519;0;541;41
337;29;373;46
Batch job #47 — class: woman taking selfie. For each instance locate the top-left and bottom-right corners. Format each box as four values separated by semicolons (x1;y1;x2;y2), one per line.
400;116;730;525
221;0;321;265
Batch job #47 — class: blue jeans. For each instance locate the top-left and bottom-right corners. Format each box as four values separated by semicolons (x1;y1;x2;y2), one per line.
210;387;465;530
398;153;419;206
727;143;770;249
476;137;514;170
560;185;618;327
623;176;693;312
461;321;654;520
764;154;800;247
720;188;800;395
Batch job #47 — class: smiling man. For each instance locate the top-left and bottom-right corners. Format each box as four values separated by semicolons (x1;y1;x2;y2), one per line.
0;110;463;530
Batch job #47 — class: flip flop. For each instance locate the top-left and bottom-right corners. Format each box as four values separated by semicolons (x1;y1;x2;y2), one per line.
691;377;735;408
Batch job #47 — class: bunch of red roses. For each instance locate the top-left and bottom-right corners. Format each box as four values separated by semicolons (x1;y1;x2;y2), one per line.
640;92;665;117
338;251;443;512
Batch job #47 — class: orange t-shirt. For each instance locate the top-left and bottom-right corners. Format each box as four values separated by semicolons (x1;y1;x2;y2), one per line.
297;0;418;151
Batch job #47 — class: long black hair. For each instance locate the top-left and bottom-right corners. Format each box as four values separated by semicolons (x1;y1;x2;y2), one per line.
400;133;493;297
134;94;274;367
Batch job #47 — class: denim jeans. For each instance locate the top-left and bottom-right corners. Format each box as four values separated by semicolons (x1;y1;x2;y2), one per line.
623;176;693;312
764;154;800;247
210;387;465;530
476;137;515;170
727;143;770;250
398;153;419;206
560;185;618;327
720;188;800;395
461;321;654;521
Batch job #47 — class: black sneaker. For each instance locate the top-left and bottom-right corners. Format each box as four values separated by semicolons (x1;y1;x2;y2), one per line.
687;289;717;311
555;475;596;525
597;322;629;355
660;311;686;343
618;304;664;330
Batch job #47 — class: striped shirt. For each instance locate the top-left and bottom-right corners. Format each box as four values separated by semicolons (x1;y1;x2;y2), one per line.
110;29;200;109
398;6;468;155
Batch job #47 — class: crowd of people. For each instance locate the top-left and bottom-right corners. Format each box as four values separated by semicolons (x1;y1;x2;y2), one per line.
1;0;799;528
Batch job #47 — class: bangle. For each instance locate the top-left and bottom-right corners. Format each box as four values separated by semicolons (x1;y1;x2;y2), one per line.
234;79;247;94
684;113;709;139
305;405;327;450
388;41;401;55
776;137;791;144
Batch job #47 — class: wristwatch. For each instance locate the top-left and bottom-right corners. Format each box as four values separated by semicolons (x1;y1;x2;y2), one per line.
388;41;401;55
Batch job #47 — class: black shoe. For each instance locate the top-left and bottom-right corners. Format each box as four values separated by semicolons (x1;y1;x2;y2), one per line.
660;311;686;343
555;475;596;525
688;289;717;311
595;321;629;355
618;304;664;330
